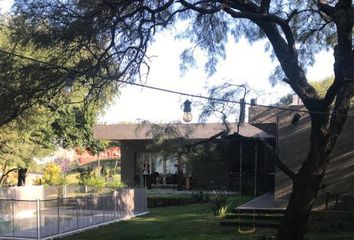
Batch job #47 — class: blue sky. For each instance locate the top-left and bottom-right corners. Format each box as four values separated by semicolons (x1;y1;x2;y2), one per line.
0;1;334;124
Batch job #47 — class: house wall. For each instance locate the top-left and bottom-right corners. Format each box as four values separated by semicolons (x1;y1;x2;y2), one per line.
119;136;274;191
77;146;121;165
249;105;354;208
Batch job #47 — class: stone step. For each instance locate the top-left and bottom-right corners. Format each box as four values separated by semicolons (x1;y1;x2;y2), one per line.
220;219;280;228
225;213;284;220
231;208;286;214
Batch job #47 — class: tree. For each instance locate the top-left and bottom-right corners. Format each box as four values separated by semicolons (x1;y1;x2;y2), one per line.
0;23;117;185
198;83;249;130
0;18;119;126
43;163;62;186
6;1;354;239
147;122;194;190
311;77;335;98
0;110;54;186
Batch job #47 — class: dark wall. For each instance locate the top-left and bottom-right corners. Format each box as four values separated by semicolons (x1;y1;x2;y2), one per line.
249;105;354;208
191;138;274;193
277;109;354;207
121;140;150;186
120;137;274;193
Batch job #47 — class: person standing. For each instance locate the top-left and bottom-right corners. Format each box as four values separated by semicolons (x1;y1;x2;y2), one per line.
142;162;150;187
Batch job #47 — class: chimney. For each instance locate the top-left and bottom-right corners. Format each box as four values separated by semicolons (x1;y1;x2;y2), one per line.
239;98;246;124
291;95;303;106
250;98;257;106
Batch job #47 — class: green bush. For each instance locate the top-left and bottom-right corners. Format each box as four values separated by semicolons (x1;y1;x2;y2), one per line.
77;167;93;186
209;190;232;217
43;163;63;185
192;191;209;202
107;175;126;188
86;176;106;188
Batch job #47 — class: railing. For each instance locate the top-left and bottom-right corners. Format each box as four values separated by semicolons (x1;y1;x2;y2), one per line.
0;188;147;240
324;192;354;211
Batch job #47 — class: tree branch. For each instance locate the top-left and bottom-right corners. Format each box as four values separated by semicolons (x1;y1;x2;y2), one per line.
179;0;222;14
260;0;271;13
222;6;296;56
264;143;296;181
329;82;354;145
317;2;336;18
0;167;19;186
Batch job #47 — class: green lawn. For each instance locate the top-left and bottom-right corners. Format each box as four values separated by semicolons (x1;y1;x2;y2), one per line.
59;197;354;240
60;201;272;240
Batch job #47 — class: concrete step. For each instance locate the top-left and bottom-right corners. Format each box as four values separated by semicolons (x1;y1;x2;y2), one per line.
220;219;280;228
225;213;284;220
231;208;286;214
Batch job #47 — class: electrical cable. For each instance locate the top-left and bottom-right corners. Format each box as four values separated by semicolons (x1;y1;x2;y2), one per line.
1;47;354;119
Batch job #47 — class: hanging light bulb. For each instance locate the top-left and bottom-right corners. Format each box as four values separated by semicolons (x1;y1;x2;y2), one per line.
183;99;192;122
291;113;301;126
63;76;74;94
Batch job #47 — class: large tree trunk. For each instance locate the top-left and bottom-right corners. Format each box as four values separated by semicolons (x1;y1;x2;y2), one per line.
277;162;324;240
17;168;27;186
277;102;348;240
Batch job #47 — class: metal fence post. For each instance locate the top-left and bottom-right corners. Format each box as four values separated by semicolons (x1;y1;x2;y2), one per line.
36;199;41;240
140;188;142;212
11;198;15;236
103;195;105;222
57;198;60;234
76;197;79;229
114;191;117;219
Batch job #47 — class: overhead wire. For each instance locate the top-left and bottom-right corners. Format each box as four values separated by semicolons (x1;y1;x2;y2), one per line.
1;47;354;119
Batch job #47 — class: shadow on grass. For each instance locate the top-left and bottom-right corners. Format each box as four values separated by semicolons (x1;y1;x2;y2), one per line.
61;201;272;240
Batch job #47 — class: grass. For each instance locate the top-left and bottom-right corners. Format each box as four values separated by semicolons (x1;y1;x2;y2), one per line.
61;203;272;240
304;232;354;240
64;172;80;185
58;194;354;240
60;194;268;240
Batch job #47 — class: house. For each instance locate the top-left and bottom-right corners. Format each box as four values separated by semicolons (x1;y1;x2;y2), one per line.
93;122;275;192
76;146;121;165
249;99;354;209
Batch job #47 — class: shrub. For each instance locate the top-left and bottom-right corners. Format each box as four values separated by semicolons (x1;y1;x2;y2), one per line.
43;163;62;185
77;167;93;186
86;176;106;188
32;176;43;185
192;191;209;202
209;190;232;217
107;175;125;188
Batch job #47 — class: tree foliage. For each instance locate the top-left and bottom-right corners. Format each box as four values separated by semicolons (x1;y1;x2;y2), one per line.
43;162;62;186
311;77;335;98
147;122;195;190
4;1;354;239
0;109;53;186
0;17;119;126
0;26;115;186
198;83;249;130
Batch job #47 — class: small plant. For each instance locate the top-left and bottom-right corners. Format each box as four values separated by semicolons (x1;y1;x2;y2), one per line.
216;203;232;217
77;167;93;186
209;190;232;217
86;176;106;188
192;191;209;202
43;163;62;185
107;175;126;188
32;176;43;185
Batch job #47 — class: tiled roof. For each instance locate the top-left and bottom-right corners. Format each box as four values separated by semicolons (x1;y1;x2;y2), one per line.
93;122;274;140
